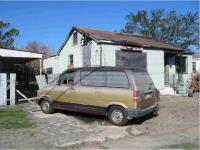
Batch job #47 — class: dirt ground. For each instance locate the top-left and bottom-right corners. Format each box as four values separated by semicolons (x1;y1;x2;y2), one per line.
0;94;199;149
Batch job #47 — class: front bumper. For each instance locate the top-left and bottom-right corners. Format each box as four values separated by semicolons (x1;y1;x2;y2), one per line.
126;104;157;119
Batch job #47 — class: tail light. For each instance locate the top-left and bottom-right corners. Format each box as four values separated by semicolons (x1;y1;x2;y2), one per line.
133;90;140;100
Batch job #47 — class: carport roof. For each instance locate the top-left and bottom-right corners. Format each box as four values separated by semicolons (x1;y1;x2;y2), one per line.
0;48;42;63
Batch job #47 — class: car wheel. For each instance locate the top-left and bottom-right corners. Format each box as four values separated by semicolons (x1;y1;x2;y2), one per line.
108;106;128;126
40;99;54;114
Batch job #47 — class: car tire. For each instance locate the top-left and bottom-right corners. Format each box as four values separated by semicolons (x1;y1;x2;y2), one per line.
108;106;128;126
40;99;54;114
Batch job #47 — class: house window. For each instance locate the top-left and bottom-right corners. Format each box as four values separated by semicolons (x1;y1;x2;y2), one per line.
193;62;196;73
73;32;78;45
69;54;73;65
46;68;53;74
175;56;187;74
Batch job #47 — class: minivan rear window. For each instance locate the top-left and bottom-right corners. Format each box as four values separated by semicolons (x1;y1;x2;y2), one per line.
132;71;154;91
106;71;129;88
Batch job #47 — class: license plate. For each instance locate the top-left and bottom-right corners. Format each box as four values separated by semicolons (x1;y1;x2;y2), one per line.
145;94;152;99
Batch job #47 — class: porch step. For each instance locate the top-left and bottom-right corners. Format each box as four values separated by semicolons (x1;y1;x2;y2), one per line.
160;86;175;95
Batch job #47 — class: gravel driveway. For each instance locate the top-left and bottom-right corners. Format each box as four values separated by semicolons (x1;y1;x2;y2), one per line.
0;94;199;149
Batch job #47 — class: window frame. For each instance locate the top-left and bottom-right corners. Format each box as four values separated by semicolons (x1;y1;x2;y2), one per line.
193;62;196;73
69;54;74;65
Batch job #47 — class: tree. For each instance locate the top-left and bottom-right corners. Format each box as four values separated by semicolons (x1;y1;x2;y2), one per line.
122;9;199;50
24;41;55;74
0;21;19;48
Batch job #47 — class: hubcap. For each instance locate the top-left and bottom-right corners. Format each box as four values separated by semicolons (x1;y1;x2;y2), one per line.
111;110;123;124
42;101;49;112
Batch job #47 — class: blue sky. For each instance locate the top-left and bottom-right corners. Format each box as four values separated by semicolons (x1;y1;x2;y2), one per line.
0;1;198;52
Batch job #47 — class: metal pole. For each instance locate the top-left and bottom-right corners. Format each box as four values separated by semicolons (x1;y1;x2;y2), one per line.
39;59;42;75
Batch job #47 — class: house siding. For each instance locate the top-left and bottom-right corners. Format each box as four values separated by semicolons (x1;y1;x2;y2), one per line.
59;31;83;72
143;49;164;90
43;56;60;74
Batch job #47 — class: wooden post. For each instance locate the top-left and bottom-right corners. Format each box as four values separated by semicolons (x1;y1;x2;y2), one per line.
10;74;16;106
0;73;7;106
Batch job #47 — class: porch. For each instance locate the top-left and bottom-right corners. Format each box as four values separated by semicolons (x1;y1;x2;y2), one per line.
163;51;193;94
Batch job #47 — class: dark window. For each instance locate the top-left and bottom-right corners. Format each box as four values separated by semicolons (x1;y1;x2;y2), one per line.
59;71;76;85
81;71;106;87
106;71;129;88
80;70;129;88
73;32;78;45
69;55;73;65
193;62;196;73
176;56;187;73
46;68;52;74
132;71;154;90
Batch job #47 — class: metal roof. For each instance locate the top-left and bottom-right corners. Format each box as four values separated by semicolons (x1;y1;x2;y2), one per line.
0;48;42;59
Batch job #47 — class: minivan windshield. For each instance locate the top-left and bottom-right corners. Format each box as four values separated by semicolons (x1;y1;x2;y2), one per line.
132;71;154;91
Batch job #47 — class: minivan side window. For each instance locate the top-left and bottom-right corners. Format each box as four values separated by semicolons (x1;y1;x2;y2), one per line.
106;71;129;88
81;71;106;87
59;71;76;85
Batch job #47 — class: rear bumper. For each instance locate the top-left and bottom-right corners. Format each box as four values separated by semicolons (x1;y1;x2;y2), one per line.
126;104;157;119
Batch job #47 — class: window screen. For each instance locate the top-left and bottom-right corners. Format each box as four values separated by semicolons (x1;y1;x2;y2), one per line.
81;71;106;87
106;71;129;88
46;68;53;74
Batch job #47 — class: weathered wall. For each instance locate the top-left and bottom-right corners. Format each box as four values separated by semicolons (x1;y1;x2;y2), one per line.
43;56;60;74
143;49;164;90
59;31;83;72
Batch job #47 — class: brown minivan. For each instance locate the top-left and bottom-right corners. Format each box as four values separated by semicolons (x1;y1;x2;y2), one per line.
37;67;159;126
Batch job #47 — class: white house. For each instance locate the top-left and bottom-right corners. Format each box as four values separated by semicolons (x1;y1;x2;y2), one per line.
43;27;193;94
192;52;200;73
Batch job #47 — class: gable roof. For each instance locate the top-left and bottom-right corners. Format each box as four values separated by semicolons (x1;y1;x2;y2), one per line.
58;26;183;54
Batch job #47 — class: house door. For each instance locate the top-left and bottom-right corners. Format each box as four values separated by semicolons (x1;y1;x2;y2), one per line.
164;54;170;84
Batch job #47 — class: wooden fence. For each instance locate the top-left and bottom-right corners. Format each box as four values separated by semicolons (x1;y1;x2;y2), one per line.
0;73;16;106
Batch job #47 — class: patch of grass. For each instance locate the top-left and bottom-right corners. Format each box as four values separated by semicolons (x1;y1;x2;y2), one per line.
0;106;32;129
160;143;199;149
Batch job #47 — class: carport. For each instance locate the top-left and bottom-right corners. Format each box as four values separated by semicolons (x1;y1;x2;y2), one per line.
0;48;42;74
0;48;43;105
